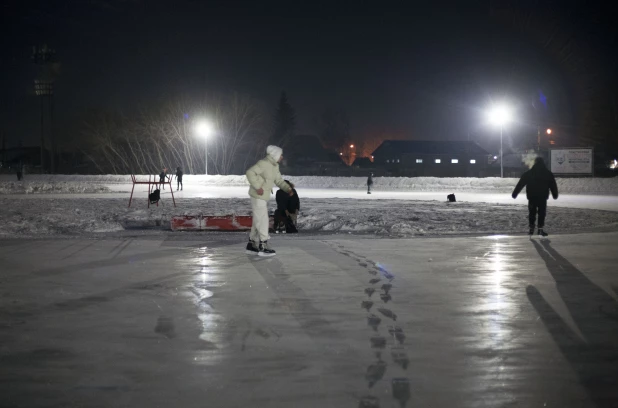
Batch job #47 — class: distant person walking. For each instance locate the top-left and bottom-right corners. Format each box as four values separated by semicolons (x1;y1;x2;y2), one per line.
175;166;183;191
512;157;559;236
16;162;23;181
159;168;167;190
245;145;293;256
367;173;374;194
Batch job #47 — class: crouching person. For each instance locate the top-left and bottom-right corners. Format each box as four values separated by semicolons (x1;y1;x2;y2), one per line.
275;180;299;234
245;145;292;256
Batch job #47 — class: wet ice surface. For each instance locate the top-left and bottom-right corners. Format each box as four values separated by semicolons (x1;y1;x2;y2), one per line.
0;233;617;407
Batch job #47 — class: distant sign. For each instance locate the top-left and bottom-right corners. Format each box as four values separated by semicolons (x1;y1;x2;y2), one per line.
550;148;593;175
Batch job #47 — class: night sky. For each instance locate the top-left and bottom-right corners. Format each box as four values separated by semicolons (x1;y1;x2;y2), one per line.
2;0;617;152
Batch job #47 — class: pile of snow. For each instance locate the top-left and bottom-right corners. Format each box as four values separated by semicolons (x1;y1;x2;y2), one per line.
1;197;617;238
1;174;617;195
0;181;111;195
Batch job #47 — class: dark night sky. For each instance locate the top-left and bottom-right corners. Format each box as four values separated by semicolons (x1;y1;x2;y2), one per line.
1;0;617;152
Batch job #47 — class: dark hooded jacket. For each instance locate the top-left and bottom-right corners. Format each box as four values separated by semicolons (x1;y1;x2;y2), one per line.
276;188;300;214
512;159;559;201
276;189;289;213
287;189;300;213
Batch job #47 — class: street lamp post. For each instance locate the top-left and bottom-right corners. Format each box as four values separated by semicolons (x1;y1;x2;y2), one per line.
487;105;512;178
195;121;213;175
32;44;57;173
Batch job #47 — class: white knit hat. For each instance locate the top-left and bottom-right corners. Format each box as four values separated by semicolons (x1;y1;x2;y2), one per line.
266;145;283;162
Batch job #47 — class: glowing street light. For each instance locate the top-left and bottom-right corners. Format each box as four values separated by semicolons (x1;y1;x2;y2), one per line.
350;144;354;148
546;128;552;135
195;120;213;175
487;104;512;178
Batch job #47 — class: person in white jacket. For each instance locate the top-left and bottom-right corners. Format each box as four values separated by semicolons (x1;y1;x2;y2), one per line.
245;145;292;256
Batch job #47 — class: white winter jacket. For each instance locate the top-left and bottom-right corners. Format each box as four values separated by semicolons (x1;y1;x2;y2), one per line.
246;155;291;201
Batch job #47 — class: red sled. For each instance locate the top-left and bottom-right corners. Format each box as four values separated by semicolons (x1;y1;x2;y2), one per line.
171;215;274;231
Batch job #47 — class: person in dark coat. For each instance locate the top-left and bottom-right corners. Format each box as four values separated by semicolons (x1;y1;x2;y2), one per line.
159;167;167;190
16;162;23;181
512;157;559;236
275;180;298;233
175;166;183;191
367;173;374;194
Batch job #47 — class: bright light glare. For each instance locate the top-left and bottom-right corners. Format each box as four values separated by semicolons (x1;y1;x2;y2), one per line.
350;144;354;148
546;128;552;135
195;121;213;138
487;105;512;126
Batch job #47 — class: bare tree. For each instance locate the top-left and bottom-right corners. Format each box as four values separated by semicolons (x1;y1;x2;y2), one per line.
80;93;270;175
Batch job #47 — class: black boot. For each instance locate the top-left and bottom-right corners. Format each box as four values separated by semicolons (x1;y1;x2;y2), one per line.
258;241;276;257
528;226;534;235
538;228;548;237
246;240;259;254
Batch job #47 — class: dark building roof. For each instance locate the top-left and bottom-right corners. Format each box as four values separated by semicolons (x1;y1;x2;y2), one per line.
286;135;344;164
372;140;489;156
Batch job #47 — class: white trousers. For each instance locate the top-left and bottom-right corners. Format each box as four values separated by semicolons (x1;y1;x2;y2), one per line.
250;197;270;243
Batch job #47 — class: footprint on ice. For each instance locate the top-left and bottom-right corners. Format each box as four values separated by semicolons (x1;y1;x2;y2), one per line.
391;347;409;370
370;336;387;349
377;308;397;321
361;300;374;311
365;360;387;387
388;326;406;344
358;396;380;408
369;278;381;285
367;314;381;331
365;288;376;298
392;378;411;407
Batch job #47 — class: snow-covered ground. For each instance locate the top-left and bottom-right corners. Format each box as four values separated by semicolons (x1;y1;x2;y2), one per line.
1;175;617;237
2;174;618;194
1;196;617;238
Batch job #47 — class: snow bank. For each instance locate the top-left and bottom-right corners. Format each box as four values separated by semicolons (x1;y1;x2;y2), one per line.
1;174;617;195
0;181;111;194
1;197;617;238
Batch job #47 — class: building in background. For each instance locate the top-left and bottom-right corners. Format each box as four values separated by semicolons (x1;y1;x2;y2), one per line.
371;140;492;177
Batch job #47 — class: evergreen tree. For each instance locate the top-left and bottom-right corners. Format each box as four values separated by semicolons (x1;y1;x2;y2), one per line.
271;92;296;148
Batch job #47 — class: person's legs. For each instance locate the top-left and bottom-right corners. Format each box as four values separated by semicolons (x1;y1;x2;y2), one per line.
528;200;537;229
289;212;297;227
250;197;269;244
538;200;547;228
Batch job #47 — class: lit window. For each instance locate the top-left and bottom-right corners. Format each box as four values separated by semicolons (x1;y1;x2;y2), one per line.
451;159;458;164
416;159;423;164
435;159;441;164
397;159;400;163
550;140;556;145
470;159;476;164
386;160;390;163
